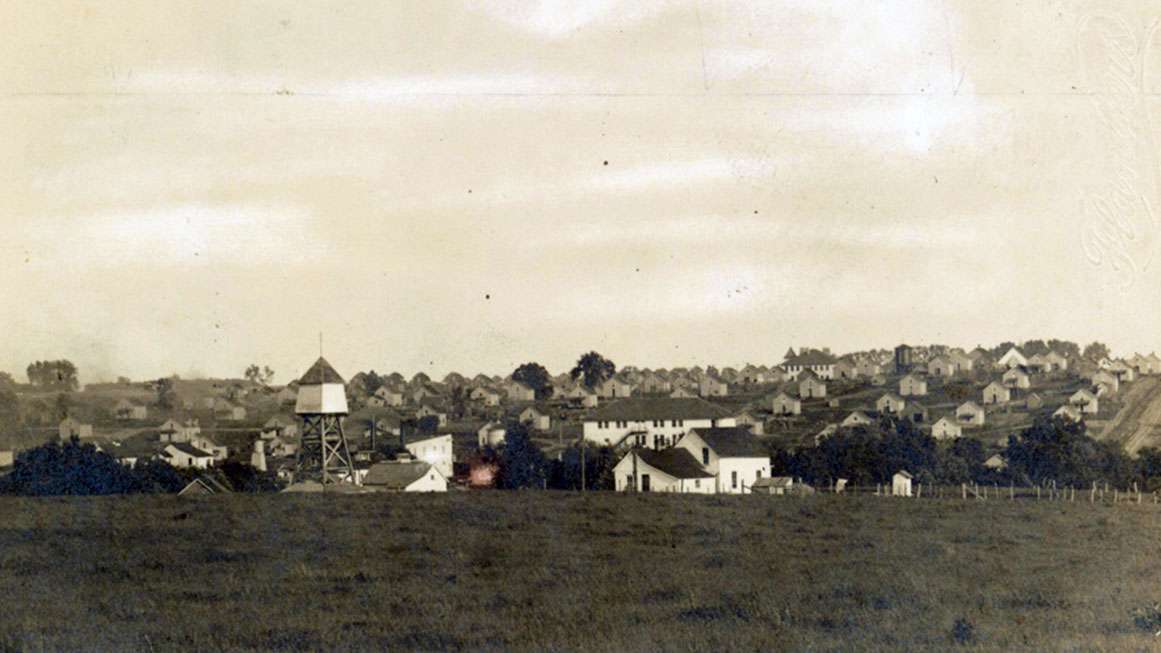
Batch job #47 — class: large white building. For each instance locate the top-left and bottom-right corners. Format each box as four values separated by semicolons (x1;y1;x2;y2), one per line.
780;349;838;380
404;433;454;479
583;397;735;448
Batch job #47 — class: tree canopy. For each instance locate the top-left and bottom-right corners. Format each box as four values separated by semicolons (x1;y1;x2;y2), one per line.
512;362;552;399
25;360;78;390
570;351;616;389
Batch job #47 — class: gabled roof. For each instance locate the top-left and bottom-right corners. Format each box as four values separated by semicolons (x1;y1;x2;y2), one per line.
587;397;731;422
634;448;714;479
167;442;215;458
364;461;435;488
299;357;345;385
686;426;765;457
784;350;837;366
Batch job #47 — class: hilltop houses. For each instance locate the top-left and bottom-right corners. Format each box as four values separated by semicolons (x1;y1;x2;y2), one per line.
1002;367;1031;389
931;416;962;440
1069;389;1099;414
698;376;729;398
876;393;906;415
997;347;1029;369
927;356;957;377
58;417;93;440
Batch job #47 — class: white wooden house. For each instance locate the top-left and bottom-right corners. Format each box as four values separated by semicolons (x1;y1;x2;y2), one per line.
771;392;802;416
996;347;1029;369
58;417;93;440
798;373;827;399
477;422;506;448
698;376;729;398
931;416;962;440
613;447;715;493
519;406;551;431
899;374;928;397
161;443;215;469
675;426;770;494
876;393;906;415
1002;368;1031;389
982;381;1010;404
955;401;986;426
841;411;874;428
1069;389;1099;414
927;356;957;377
363;461;448;492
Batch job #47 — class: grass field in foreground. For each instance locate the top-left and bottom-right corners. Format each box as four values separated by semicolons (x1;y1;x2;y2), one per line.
2;493;1161;652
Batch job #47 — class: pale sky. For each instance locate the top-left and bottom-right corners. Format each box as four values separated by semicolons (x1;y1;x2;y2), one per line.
3;1;1161;383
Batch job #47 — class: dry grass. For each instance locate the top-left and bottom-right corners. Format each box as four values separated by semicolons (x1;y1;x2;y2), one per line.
1;493;1160;652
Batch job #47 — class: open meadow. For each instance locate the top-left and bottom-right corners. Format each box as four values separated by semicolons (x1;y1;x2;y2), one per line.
3;493;1161;652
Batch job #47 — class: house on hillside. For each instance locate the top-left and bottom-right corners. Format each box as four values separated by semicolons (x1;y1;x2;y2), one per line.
374;386;404;407
698;376;729;398
931;416;962;440
158;418;201;443
640;372;672;394
927;356;957;378
114;399;147;421
519;406;551;431
582;397;735;448
857;360;884;377
363;461;447;492
732;410;765;435
841;411;875;428
566;385;599;408
470;387;501;407
675;426;770;494
876;393;906;415
1069;389;1099;414
477;422;506;448
597;377;633;399
58;417;93;440
996;347;1029;369
771;392;802;416
899;374;928;397
956;401;986;426
899;402;928;424
983;381;1010;404
416;403;448;427
833;360;858;380
798;372;827;399
948;351;974;372
1109;360;1137;383
1002;368;1031;390
161;443;216;469
1025;392;1044;410
1054;404;1082;422
404;433;454;479
1092;371;1119;394
983;454;1007;470
276;385;298;404
669;386;696;399
613;448;715;493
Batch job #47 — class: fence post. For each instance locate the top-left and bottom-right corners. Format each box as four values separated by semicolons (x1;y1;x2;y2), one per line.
1091;482;1095;503
1009;483;1014;500
1036;485;1040;500
962;483;966;500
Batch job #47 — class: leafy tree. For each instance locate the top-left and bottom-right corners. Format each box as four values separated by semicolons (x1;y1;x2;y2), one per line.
570;351;616;390
54;392;71;420
989;342;1016;358
1002;416;1131;486
415;415;440;435
361;371;385;397
116;376;131;385
155;377;177;411
25;360;79;390
497;421;547;489
1082;342;1111;362
244;364;275;386
0;371;15;387
548;443;615;490
132;458;188;493
1021;340;1049;356
449;385;468;419
512;362;552;399
1046;339;1080;359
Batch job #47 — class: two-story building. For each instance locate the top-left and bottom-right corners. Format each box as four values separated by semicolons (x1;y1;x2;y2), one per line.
583;397;735;448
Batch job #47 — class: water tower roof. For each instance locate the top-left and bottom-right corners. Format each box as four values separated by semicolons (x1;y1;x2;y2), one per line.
299;357;345;385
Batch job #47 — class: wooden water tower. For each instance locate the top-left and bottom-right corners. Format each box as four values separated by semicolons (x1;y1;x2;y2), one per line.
294;357;355;485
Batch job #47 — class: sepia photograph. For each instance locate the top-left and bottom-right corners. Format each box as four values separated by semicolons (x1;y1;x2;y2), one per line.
4;1;1161;651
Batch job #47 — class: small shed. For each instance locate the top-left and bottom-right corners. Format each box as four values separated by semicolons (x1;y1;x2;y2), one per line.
891;470;913;497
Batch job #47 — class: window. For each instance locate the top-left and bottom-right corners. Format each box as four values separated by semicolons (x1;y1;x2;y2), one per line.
626;474;633;489
641;474;651;492
701;447;709;465
756;469;762;479
694;479;700;489
731;471;738;489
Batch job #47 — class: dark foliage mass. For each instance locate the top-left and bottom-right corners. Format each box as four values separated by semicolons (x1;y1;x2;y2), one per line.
570;351;616;389
495;422;548;489
0;437;186;496
25;360;79;390
511;362;552;399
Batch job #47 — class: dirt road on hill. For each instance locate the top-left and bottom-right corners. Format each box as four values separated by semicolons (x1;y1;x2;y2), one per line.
1099;376;1161;454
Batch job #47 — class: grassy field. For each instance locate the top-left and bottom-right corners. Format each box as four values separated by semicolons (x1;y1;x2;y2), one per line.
3;493;1161;652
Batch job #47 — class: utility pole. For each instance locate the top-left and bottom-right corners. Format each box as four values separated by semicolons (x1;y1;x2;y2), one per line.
580;441;586;492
